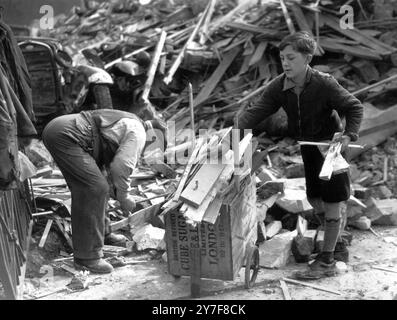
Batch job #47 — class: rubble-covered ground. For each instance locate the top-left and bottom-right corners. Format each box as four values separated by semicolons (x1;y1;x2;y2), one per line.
9;225;396;300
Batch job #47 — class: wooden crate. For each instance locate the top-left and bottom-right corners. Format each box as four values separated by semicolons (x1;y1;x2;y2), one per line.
165;175;257;281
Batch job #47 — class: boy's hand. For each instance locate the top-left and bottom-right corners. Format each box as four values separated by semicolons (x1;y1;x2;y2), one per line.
119;195;136;214
332;134;351;152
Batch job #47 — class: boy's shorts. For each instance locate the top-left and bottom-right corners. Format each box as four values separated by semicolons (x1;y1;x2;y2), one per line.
300;145;350;203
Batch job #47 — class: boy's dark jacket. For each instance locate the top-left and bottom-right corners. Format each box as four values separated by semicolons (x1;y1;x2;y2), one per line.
238;66;363;142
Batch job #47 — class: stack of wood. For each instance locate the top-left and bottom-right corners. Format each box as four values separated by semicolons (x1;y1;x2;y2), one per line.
160;128;253;226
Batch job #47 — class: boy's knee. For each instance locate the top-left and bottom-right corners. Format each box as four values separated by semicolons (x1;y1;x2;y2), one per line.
90;179;109;196
324;201;342;219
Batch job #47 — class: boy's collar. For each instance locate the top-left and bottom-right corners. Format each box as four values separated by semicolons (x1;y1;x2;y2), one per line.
282;66;313;91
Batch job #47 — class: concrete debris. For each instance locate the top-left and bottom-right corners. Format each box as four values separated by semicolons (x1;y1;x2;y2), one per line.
348;216;372;230
259;236;293;269
66;271;90;291
335;262;348;274
265;221;282;239
365;198;397;226
132;224;166;251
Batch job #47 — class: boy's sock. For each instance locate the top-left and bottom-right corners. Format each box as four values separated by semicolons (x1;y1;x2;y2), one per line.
322;217;342;253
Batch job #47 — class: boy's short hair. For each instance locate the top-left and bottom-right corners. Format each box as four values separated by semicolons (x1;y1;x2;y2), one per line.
279;31;317;55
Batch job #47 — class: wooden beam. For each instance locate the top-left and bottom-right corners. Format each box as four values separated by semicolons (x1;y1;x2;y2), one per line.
207;0;257;38
110;203;162;232
39;219;53;248
279;0;296;34
249;42;268;66
54;219;73;249
172;138;205;202
321;14;395;55
282;277;341;295
199;0;217;45
320;38;382;60
280;280;292;300
180;163;226;208
352;73;397;96
164;2;212;85
188;82;196;143
193;46;240;107
141;30;167;101
372;266;397;274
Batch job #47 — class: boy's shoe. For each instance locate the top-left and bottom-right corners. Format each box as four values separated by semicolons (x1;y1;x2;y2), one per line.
74;258;114;274
293;253;336;280
334;242;349;263
104;233;128;247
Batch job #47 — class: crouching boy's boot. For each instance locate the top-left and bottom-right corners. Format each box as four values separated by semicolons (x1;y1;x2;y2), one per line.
334;241;349;262
74;258;114;274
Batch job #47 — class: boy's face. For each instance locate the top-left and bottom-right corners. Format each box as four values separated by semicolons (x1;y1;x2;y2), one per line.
280;45;309;80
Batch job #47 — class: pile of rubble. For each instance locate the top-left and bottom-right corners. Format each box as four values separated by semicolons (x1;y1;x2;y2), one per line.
33;0;397;128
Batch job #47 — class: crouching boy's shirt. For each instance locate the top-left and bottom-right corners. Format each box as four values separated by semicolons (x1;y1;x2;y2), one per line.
238;66;363;142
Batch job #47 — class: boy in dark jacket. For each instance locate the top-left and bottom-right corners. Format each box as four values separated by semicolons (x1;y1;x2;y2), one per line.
237;31;363;277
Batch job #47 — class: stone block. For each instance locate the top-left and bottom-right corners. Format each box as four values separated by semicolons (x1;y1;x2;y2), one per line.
132;224;165;251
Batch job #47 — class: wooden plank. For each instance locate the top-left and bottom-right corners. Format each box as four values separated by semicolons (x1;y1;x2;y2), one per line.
226;22;280;36
207;0;256;38
280;280;292;300
110;203;162;232
193;47;240;107
32;178;67;186
279;0;296;34
39;219;53;248
164;1;212;84
141;30;167;101
180;163;226;208
172;137;205;202
249;42;267;66
320;38;382;60
352;73;397;96
199;0;217;45
202;197;223;224
183;150;234;224
350;104;397;158
282;277;341;295
321;14;394;55
372;266;397;274
188;82;196;142
54;219;73;249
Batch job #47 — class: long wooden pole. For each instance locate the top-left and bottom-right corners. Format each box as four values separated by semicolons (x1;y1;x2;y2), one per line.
163;2;211;85
282;277;341;295
188;82;196;144
352;73;397;96
141;30;167;102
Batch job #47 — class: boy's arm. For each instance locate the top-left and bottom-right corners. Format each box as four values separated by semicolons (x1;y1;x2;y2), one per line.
326;76;364;141
109;130;146;211
237;82;281;133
